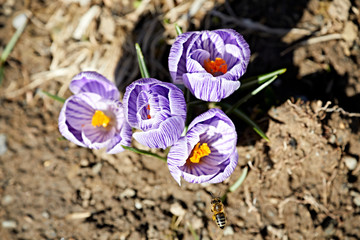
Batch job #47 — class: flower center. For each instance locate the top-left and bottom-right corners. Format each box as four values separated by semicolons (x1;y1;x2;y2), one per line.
204;58;227;76
189;143;211;163
91;110;111;128
147;104;151;119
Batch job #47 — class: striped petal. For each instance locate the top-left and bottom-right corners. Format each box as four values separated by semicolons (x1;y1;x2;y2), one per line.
70;71;120;100
166;109;238;185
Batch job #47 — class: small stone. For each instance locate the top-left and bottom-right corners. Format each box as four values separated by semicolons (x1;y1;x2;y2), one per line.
353;196;360;207
344;156;357;171
80;159;89;167
170;202;186;216
350;191;360;207
2;195;13;205
42;211;50;219
223;226;234;236
92;162;102;174
2;220;17;228
134;200;142;209
120;188;136;198
0;134;7;155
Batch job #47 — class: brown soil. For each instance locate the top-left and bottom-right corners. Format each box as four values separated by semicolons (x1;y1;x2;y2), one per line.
1;0;360;239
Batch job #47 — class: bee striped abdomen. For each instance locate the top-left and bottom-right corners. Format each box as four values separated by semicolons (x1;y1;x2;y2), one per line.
214;212;226;229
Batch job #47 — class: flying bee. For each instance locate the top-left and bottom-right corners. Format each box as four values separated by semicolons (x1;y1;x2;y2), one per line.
210;195;226;229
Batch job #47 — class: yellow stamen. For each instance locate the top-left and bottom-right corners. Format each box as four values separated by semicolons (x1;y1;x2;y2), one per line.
91;110;111;128
204;58;227;76
189;143;211;163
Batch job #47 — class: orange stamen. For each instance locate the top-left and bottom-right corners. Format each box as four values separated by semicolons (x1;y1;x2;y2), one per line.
147;114;151;119
204;58;227;76
189;143;211;163
91;110;111;128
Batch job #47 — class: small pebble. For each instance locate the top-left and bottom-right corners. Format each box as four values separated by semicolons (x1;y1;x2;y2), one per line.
134;200;142;210
344;156;357;171
223;226;234;236
2;220;17;228
2;195;13;205
0;134;7;155
42;211;50;219
92;162;102;174
170;202;186;216
120;188;136;198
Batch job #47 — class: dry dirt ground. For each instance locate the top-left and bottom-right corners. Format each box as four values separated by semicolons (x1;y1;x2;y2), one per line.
1;0;360;239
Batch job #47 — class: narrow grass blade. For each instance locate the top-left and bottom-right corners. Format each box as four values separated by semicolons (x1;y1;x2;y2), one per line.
229;166;248;192
241;68;286;84
220;103;269;141
175;23;183;36
187;223;200;240
135;43;150;78
40;90;66;103
221;166;249;202
226;75;278;114
122;145;167;162
0;14;28;86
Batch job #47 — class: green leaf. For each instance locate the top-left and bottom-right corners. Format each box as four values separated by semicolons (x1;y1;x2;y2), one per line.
220;103;269;141
122;145;167;162
135;43;150;78
229;166;248;193
175;23;183;36
226;75;278;114
241;68;287;84
39;90;66;103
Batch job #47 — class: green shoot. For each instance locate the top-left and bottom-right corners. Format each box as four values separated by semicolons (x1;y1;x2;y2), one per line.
220;103;269;141
221;166;248;202
122;145;167;162
39;90;66;103
226;75;278;114
175;23;183;36
135;43;150;78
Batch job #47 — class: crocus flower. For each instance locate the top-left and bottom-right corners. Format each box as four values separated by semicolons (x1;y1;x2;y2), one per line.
123;78;187;149
167;108;238;185
58;71;132;154
168;29;251;102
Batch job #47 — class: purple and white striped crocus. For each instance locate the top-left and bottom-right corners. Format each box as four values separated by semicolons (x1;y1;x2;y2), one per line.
168;29;251;102
123;78;187;149
58;71;132;154
167;108;238;185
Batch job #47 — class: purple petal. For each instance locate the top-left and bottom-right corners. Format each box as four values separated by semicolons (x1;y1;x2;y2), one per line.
106;122;132;154
64;93;98;130
190;31;225;59
166;109;238;185
123;78;162;127
168;165;182;186
207;150;238;183
82;124;116;149
168;32;198;84
58;97;87;147
70;71;120;100
133;115;185;149
180;164;220;184
183;73;240;102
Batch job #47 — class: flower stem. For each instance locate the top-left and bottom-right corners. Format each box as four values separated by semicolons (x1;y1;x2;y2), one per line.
221;166;248;202
122;145;167;162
